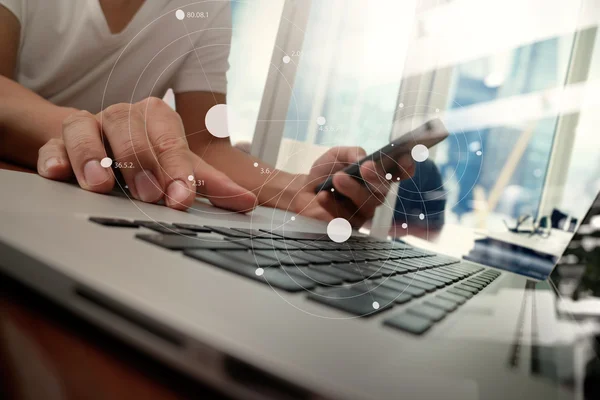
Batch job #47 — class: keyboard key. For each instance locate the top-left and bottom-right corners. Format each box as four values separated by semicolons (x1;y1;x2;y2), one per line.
136;234;246;250
219;251;280;268
225;238;274;250
349;282;412;304
293;251;332;264
456;283;480;293
254;250;310;265
424;270;460;283
469;277;492;285
230;228;279;239
136;222;196;235
437;292;466;305
332;263;382;279
391;276;437;292
204;226;250;238
305;250;349;263
448;287;474;299
307;287;392;316
373;278;426;297
172;223;211;233
417;271;453;285
407;304;447;322
463;280;486;290
310;266;365;283
384;313;433;335
267;230;329;241
89;217;138;228
282;267;343;285
425;297;459;312
404;274;446;289
253;239;300;251
184;250;315;292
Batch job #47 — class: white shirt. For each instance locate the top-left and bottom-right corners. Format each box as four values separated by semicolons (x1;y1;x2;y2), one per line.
1;0;231;113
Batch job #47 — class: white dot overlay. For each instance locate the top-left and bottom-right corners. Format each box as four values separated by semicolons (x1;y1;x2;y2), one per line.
419;213;425;220
205;104;232;138
175;9;185;20
327;218;352;243
282;55;291;64
291;216;296;221
330;188;335;192
316;116;326;126
402;223;408;229
253;162;259;167
476;150;483;156
372;301;380;310
469;141;481;152
100;157;112;168
187;175;194;181
411;144;429;162
399;103;404;108
385;173;392;180
255;268;264;276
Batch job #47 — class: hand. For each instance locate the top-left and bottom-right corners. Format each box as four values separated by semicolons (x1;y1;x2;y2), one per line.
37;98;256;212
292;146;415;227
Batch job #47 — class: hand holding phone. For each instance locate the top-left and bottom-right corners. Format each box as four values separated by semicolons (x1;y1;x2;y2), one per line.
314;118;449;194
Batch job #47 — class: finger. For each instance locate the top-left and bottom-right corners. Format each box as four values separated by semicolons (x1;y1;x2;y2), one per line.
191;154;257;212
396;153;416;180
315;191;368;227
310;146;367;178
100;102;164;204
359;161;391;197
140;97;198;208
62;110;114;192
37;138;73;181
332;172;384;217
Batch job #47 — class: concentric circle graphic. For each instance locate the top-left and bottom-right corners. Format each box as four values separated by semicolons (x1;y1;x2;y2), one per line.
93;1;487;320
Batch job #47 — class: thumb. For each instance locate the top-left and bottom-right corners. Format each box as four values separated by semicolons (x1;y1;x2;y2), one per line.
191;154;257;213
37;138;75;181
311;146;367;178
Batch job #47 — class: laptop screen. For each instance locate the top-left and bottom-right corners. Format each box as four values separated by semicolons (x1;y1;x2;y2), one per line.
549;192;600;301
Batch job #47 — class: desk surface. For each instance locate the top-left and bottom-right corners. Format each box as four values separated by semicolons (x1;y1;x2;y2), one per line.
0;162;228;399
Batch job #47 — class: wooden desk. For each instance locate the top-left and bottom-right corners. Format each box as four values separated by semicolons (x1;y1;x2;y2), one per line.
0;162;228;399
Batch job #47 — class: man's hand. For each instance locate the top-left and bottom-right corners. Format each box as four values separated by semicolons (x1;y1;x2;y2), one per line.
293;146;415;227
37;97;257;212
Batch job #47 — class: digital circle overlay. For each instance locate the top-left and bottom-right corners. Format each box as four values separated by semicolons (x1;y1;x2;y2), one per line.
327;218;352;243
411;144;429;162
205;104;232;138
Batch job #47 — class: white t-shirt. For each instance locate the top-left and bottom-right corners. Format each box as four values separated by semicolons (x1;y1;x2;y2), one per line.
1;0;231;113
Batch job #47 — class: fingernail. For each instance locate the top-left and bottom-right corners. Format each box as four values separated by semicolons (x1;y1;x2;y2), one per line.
44;157;61;173
83;160;111;187
166;180;189;207
134;170;162;202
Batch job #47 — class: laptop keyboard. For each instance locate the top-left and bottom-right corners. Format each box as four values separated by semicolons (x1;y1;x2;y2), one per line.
90;217;501;335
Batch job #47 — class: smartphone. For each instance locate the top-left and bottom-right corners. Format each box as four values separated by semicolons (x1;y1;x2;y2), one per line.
314;118;449;194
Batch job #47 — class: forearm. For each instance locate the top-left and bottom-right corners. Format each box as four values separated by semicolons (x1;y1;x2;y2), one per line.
0;76;76;167
191;139;306;210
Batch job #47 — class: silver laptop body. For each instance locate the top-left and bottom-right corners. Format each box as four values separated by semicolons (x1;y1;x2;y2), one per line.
1;169;590;400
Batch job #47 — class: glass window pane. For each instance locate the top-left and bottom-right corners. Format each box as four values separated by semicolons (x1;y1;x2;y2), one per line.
227;0;286;145
277;0;417;172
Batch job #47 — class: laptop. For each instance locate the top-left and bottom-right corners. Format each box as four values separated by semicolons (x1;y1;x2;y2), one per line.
1;169;597;399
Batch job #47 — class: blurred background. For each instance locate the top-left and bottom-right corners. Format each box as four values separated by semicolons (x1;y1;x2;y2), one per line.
167;0;600;239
